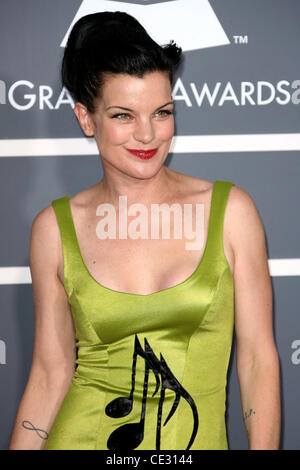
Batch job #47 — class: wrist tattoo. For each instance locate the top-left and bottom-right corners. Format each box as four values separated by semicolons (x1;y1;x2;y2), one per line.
22;420;49;440
243;408;256;420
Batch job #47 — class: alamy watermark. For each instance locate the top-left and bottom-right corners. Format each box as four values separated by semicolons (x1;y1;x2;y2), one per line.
95;197;205;251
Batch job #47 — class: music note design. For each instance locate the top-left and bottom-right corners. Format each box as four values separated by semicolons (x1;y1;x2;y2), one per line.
105;334;199;450
105;335;160;419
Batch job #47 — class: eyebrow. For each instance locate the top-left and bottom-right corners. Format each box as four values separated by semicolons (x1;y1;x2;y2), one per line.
105;101;174;112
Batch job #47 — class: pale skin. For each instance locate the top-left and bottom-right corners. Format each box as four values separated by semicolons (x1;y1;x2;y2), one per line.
9;70;280;450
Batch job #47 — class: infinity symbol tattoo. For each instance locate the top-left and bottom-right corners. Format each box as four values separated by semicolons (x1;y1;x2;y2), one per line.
22;420;49;440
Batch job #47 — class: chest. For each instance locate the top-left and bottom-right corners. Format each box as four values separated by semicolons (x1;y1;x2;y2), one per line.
57;208;234;296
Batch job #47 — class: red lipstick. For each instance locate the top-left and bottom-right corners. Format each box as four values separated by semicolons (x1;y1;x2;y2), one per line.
126;148;158;159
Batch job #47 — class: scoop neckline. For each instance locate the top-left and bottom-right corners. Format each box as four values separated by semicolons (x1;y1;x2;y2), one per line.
65;181;217;297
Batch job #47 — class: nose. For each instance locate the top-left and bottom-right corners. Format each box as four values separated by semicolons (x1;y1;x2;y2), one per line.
133;117;155;144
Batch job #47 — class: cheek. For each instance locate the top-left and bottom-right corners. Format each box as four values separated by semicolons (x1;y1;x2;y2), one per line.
159;119;174;141
96;122;129;145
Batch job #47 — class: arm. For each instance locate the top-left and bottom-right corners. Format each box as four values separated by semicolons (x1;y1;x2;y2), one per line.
8;205;77;450
228;186;281;450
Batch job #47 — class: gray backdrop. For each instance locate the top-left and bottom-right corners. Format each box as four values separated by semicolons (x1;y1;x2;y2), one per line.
0;0;299;450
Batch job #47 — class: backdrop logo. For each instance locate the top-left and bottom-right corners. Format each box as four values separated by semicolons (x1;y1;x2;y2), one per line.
291;340;300;365
173;78;300;107
0;80;6;104
0;80;74;111
0;339;6;365
1;77;299;111
61;0;230;51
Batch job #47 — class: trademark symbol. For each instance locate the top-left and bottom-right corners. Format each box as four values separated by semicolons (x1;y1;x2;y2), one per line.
233;35;248;44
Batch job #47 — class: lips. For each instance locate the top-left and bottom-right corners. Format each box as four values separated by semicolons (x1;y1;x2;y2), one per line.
126;148;158;159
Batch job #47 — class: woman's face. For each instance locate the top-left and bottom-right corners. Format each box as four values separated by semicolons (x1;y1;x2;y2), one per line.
74;71;174;180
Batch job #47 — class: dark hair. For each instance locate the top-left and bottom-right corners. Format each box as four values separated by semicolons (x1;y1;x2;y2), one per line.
61;11;182;112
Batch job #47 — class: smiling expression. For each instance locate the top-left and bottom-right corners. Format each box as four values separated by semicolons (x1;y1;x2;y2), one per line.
74;71;175;180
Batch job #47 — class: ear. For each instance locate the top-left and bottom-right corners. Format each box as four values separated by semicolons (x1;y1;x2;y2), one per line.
74;102;95;136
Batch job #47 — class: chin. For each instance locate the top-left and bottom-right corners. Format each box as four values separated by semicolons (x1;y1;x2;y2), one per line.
126;160;165;180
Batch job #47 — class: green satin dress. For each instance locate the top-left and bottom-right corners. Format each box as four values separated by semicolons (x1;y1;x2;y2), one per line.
44;179;235;450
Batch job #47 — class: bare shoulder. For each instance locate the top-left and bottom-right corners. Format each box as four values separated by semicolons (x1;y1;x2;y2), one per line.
30;185;95;268
225;183;266;256
227;183;258;209
169;172;265;255
31;202;59;233
30;203;62;278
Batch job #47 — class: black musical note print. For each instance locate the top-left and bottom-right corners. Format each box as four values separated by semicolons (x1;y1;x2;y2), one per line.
105;335;160;419
22;420;49;440
105;334;199;450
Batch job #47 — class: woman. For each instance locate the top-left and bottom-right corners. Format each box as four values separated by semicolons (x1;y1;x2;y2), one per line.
9;11;280;450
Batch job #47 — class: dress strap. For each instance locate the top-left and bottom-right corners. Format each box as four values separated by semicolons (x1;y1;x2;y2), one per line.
51;195;82;296
205;180;235;266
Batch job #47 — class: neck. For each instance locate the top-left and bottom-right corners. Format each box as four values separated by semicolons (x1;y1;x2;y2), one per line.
96;165;177;207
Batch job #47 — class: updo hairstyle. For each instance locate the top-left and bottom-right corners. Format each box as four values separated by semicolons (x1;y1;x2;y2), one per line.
61;11;182;113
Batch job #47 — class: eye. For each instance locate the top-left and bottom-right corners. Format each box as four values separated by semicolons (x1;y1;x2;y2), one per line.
111;113;133;121
155;109;174;118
